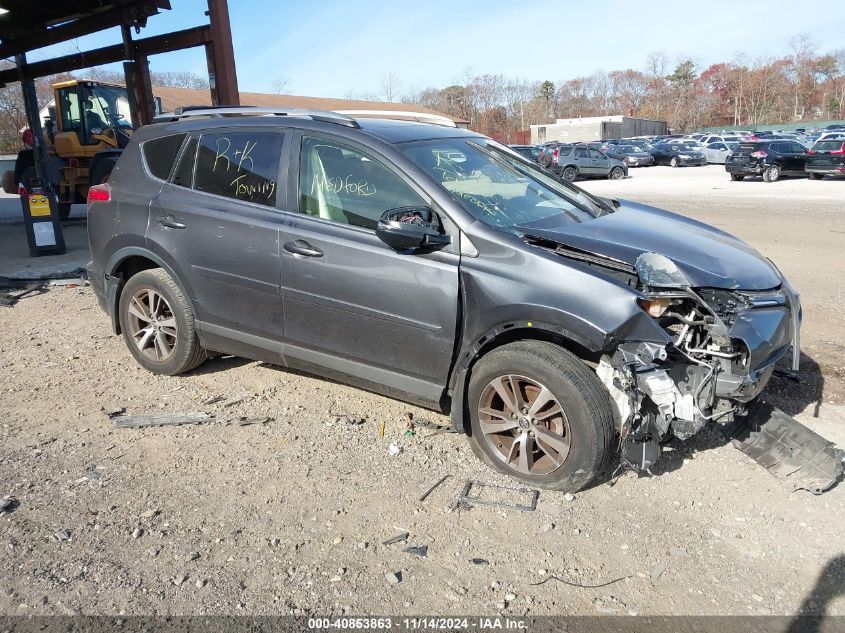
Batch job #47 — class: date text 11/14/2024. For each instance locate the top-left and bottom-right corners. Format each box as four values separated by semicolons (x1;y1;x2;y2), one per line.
307;617;528;630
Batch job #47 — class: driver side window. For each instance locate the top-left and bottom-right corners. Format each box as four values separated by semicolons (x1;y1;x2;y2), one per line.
299;136;425;230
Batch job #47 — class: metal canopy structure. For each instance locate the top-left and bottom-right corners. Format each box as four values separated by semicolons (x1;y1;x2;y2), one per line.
0;0;239;255
0;0;240;121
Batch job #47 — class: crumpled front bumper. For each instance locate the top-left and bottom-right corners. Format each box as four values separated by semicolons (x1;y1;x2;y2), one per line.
715;285;802;402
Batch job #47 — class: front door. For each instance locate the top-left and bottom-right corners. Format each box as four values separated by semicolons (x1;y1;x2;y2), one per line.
146;128;289;361
278;133;460;404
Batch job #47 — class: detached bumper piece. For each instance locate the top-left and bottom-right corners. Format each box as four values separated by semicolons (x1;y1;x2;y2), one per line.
734;406;844;494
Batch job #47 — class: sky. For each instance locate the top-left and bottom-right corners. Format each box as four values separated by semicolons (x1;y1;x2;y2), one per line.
25;0;845;99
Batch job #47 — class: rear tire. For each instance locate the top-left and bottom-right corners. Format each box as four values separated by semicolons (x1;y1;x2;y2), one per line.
561;166;577;182
808;172;823;180
118;268;206;375
466;341;614;492
608;166;624;180
729;174;745;181
762;165;780;182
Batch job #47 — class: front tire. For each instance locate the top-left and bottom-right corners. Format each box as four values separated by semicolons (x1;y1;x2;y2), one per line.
466;341;614;492
729;174;745;181
608;166;624;180
118;268;206;375
670;156;679;168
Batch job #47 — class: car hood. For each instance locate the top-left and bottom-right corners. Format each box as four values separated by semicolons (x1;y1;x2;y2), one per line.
627;153;653;158
518;199;782;290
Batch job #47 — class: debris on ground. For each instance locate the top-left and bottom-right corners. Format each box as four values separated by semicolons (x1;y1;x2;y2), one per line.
202;395;225;405
459;480;539;512
329;414;365;426
235;416;272;427
419;474;450;502
102;406;126;419
382;532;409;546
470;558;490;566
531;574;632;588
113;412;212;429
733;405;845;494
0;281;45;308
387;442;403;456
403;545;428;557
51;529;71;542
0;496;16;513
385;571;402;585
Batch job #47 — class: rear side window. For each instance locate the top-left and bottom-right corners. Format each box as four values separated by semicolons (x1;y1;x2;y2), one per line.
193;131;283;207
558;146;572;157
813;140;845;152
142;133;186;180
171;137;197;188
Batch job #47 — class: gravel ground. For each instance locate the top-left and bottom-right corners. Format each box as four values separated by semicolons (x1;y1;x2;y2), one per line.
1;165;843;618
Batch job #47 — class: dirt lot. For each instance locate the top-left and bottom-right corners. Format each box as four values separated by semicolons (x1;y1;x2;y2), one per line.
1;165;843;618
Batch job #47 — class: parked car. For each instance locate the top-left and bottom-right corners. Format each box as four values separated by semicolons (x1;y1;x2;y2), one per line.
650;142;707;167
509;144;542;162
85;108;801;492
554;144;628;181
614;144;655;167
806;138;845;179
537;143;560;170
700;134;743;145
725;140;808;182
703;141;739;164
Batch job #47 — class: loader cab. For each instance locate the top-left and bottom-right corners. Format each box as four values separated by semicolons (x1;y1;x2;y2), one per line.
52;80;133;157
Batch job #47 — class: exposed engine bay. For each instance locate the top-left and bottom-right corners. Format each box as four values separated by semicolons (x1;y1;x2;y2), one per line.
596;253;806;472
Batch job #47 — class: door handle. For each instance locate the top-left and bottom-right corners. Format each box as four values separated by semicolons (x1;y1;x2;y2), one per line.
284;240;323;258
157;215;186;229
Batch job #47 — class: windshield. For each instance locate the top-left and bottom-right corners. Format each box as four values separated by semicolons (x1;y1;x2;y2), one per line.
82;85;133;129
620;145;644;152
399;138;605;230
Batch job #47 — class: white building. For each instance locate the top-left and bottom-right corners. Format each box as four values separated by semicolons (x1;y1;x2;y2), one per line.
531;115;668;144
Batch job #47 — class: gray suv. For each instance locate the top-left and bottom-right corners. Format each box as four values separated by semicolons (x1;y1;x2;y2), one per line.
87;107;800;492
552;144;627;181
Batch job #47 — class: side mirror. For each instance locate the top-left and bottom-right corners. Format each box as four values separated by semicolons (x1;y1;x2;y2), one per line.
376;206;451;251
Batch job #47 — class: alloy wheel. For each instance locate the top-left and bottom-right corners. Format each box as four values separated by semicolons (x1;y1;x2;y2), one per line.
477;374;571;476
126;288;178;361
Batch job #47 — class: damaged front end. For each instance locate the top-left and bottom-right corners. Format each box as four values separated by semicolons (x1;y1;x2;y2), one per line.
596;252;821;479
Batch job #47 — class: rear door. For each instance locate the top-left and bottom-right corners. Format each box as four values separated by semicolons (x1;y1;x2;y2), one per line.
277;132;460;403
146;127;289;361
574;146;593;174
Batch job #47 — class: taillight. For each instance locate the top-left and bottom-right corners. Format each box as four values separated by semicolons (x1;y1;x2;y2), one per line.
751;151;768;158
87;183;111;205
553;147;559;163
807;149;815;155
832;143;845;155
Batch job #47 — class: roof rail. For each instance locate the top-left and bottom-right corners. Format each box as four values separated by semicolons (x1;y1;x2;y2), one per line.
334;110;457;128
161;106;361;128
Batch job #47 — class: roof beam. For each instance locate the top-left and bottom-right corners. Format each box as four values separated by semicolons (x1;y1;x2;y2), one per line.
0;1;170;59
0;24;211;86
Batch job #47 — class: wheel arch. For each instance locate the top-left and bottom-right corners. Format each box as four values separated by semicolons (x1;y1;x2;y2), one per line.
447;322;603;434
104;247;195;335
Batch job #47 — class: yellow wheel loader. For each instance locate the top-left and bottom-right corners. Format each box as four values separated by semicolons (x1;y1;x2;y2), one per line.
2;80;136;220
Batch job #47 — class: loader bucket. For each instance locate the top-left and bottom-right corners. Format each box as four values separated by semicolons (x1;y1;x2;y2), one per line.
733;404;845;494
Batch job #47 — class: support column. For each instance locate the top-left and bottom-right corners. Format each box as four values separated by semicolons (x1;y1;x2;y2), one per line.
121;23;155;127
206;0;239;106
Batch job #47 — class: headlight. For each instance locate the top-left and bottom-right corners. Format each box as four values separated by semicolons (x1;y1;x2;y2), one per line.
638;297;672;318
